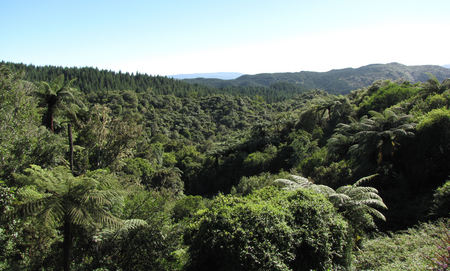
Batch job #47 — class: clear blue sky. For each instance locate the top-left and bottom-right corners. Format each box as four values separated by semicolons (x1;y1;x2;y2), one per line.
1;0;449;75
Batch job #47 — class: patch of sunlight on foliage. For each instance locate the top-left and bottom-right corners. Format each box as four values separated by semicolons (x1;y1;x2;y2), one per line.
416;107;450;131
430;180;450;218
352;219;449;271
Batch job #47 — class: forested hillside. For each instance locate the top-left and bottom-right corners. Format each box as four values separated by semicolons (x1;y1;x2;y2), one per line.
0;63;449;270
2;61;307;103
184;62;450;94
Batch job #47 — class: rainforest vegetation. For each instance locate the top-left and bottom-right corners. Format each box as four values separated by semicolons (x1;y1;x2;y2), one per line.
0;62;449;270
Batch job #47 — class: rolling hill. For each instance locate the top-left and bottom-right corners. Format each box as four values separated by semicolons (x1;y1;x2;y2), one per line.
183;63;450;94
170;72;243;80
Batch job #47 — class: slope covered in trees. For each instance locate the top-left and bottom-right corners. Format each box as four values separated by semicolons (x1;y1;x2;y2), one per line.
184;62;450;94
2;61;308;102
0;62;449;270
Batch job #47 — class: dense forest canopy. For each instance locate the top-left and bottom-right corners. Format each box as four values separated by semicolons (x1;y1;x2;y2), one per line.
0;62;449;270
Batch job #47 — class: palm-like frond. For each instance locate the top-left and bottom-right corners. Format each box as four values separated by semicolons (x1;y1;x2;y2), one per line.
328;193;351;205
353;173;379;186
274;178;302;190
13;165;123;230
34;74;85;131
121;219;147;232
273;173;387;229
328;106;416;168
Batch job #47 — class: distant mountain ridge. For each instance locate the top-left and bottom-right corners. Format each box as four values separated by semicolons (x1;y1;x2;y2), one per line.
183;63;450;94
171;72;243;80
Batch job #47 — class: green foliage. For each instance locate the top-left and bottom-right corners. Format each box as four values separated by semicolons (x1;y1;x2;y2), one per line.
410;107;450;192
13;165;123;228
121;157;155;185
35;74;84;132
287;130;316;167
185;187;350;271
2;62;450;269
358;81;419;116
0;183;17;270
328;108;416;174
352;219;449;271
11;165;124;270
417;107;450;131
309;160;353;188
429;180;450;218
150;167;184;194
121;188;174;224
81;188;183;271
231;171;290;196
100;225;182;271
275;174;387;234
172;195;206;223
0;67;66;182
0;215;59;270
426;93;449;110
174;145;205;184
243;145;277;171
76;104;143;171
297;147;327;176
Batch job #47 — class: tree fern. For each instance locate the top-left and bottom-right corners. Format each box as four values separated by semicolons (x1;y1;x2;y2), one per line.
328;108;416;172
10;165;124;271
274;174;386;232
35;75;84;132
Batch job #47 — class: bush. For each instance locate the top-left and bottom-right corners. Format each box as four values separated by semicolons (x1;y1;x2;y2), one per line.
414;108;450;191
185;187;350;271
430;180;450;218
352;219;449;271
172;195;205;222
231;171;290;196
358;81;418;116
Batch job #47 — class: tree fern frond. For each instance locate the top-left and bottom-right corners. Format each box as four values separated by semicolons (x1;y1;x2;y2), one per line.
289;175;310;184
335;185;352;194
348;144;360;154
82;192;112;206
272;172;387;231
349;186;379;195
97;213;123;229
313;185;336;195
368;110;384;119
120;219;147;233
366;207;387;221
356;199;387;209
273;179;302;190
354;173;379;186
69;206;88;226
328;193;351;206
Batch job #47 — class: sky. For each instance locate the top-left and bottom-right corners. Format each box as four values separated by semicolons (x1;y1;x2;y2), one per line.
1;0;449;75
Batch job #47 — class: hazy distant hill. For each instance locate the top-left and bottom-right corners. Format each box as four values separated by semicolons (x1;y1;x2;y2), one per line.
171;72;243;80
443;64;450;69
184;63;450;94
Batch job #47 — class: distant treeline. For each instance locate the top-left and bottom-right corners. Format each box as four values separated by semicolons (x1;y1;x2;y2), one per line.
3;61;308;102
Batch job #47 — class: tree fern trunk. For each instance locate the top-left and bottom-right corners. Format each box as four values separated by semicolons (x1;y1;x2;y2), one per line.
63;216;72;271
68;123;74;174
43;105;55;132
50;112;54;132
46;97;57;132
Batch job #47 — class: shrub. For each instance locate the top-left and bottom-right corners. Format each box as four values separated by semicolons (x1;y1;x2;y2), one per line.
185;187;350;271
172;195;206;222
352;219;449;271
358;81;418;116
231;171;290;196
430;180;450;218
